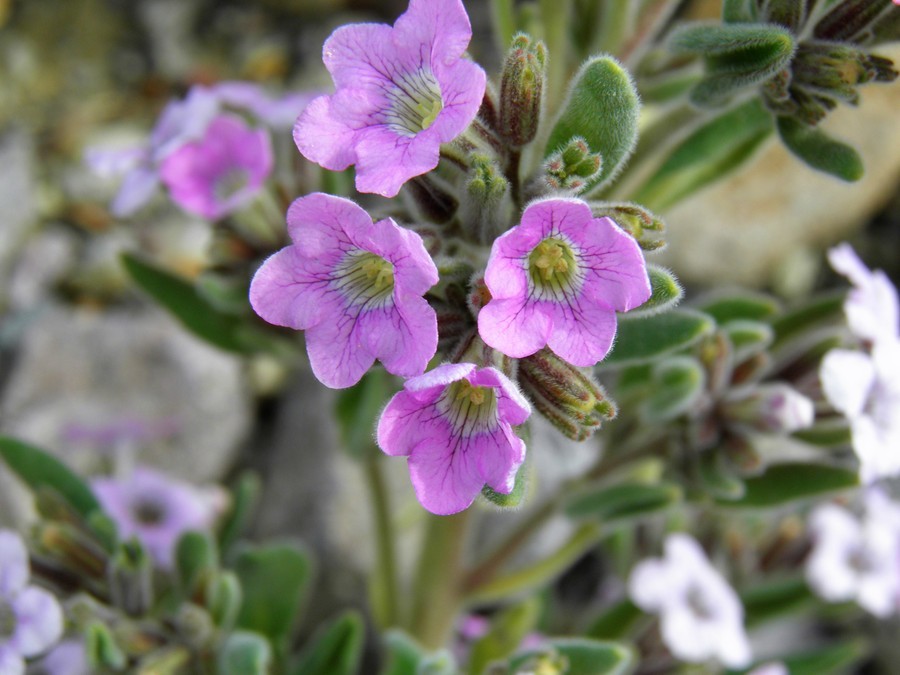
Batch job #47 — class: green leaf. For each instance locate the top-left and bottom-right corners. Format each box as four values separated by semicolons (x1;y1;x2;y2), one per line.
630;266;683;317
670;23;796;106
723;320;774;362
740;576;815;627
219;631;273;675
585;599;644;640
235;543;313;653
335;369;390;461
175;531;218;595
780;639;868;675
698;450;746;500
122;253;270;354
509;638;635;675
602;309;715;367
793;421;852;447
718;463;858;508
631;99;773;212
219;472;261;557
722;0;759;23
776;116;864;182
0;436;100;518
468;598;542;675
380;631;426;675
86;621;127;670
545;56;640;192
566;482;682;522
642;356;706;421
291;611;364;675
697;292;781;325
770;291;844;348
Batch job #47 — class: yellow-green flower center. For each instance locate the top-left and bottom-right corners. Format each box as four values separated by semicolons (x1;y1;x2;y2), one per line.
440;379;498;435
334;251;395;306
528;237;577;296
386;68;444;137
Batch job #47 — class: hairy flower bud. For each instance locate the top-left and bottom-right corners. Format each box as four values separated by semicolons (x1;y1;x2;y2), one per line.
499;34;547;146
109;541;154;616
590;201;666;251
404;174;459;224
519;348;616;441
722;383;815;434
36;522;108;581
541;137;602;194
462;153;510;243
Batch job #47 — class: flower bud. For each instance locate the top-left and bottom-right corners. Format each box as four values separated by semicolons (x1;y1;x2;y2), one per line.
462;154;510;244
541;137;602;194
519;349;616;441
589;201;666;251
722;383;815;434
86;621;127;671
499;34;547;146
109;540;153;616
174;603;215;649
36;522;108;580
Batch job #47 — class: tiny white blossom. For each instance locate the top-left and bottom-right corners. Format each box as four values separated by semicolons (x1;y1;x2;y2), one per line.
820;341;900;483
748;663;788;675
828;243;899;346
628;533;751;668
806;490;900;617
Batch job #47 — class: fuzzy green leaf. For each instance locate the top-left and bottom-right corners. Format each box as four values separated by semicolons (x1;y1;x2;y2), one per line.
718;463;858;508
723;319;774;362
631;99;773;212
218;472;261;556
603;309;715;367
291;611;364;675
697;292;781;324
630;265;683;317
509;638;635;675
777;116;864;181
643;356;706;421
468;598;541;675
770;291;844;348
793;422;852;447
545;56;640;192
219;631;272;675
566;482;682;522
175;531;218;595
585;599;644;640
699;450;746;500
741;576;816;627
0;436;100;518
235;543;313;653
722;0;759;23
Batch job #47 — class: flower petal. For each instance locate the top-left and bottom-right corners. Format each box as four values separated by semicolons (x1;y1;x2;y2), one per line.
575;217;652;312
545;299;618;367
354;126;441;198
478;297;552;359
111;166;159;217
293;95;357;171
0;530;29;597
10;586;63;657
395;0;474;65
407;432;489;515
820;348;876;418
364;295;437;379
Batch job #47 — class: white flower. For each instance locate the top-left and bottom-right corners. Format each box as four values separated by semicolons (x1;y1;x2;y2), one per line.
820;341;900;483
828;243;898;346
628;533;751;668
748;663;788;675
806;490;900;617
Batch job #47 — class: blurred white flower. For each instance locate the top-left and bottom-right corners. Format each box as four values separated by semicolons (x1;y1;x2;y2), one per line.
628;533;751;668
806;490;900;617
828;243;898;346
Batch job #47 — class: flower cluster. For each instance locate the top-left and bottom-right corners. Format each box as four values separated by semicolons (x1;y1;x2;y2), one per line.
246;0;652;514
820;244;900;483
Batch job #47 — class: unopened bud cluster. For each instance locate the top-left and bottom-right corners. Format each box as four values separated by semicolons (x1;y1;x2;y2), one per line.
499;34;547;147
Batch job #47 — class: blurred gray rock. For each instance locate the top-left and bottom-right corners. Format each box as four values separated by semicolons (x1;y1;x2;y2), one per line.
0;302;250;525
657;44;900;287
0;129;37;286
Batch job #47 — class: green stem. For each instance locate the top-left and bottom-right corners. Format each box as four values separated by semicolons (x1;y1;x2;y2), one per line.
363;457;400;628
409;510;472;649
490;0;516;53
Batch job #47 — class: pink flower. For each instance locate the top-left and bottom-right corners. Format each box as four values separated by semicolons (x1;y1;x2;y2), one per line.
377;363;530;515
629;533;751;668
91;467;226;569
159;114;273;220
293;0;486;197
249;193;439;388
212;81;319;130
0;530;64;674
85;86;220;217
478;198;651;367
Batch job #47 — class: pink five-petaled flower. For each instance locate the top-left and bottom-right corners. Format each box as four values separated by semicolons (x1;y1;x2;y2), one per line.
249;193;439;389
377;363;530;515
91;467;226;570
294;0;486;198
0;530;64;675
159;114;273;220
478;198;651;367
628;533;752;668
